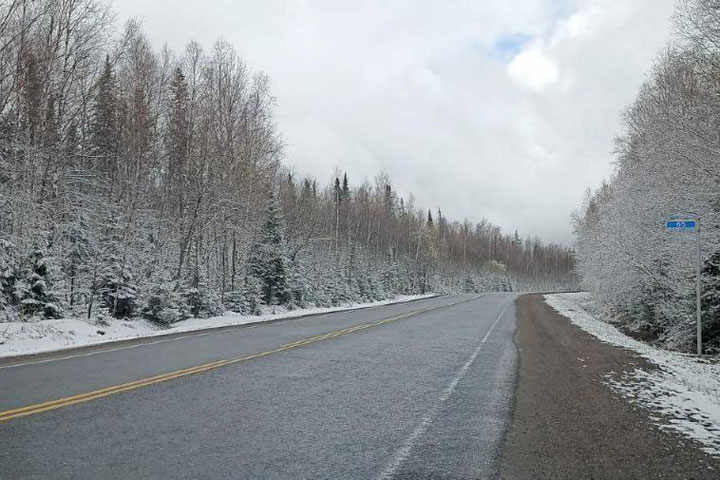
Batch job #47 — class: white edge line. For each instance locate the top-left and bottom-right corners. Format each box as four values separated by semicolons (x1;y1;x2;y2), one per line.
376;306;508;480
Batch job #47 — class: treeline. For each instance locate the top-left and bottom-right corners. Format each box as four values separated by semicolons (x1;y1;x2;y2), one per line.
574;0;720;353
0;0;574;324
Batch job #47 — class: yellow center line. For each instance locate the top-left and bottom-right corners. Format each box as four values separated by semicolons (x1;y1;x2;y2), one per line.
0;296;478;423
0;359;231;420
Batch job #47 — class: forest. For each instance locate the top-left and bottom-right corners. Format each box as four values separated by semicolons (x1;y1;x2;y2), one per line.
0;0;575;326
574;0;720;353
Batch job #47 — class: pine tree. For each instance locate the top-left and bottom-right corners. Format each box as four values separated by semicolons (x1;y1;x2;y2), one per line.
286;261;310;309
341;173;350;201
701;250;720;353
166;67;190;215
464;274;476;294
383;184;394;213
90;56;117;169
17;247;62;319
333;177;341;201
247;192;289;306
183;272;222;318
239;275;263;315
334;177;341;250
62;216;92;309
99;254;138;318
0;240;17;319
141;280;190;325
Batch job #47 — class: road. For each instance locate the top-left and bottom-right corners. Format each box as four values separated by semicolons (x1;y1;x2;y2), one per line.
5;293;718;479
0;293;518;479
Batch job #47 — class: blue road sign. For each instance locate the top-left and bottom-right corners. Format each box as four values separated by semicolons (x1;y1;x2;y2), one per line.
667;220;697;231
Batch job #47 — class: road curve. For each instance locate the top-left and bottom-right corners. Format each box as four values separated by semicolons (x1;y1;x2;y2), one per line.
0;293;518;479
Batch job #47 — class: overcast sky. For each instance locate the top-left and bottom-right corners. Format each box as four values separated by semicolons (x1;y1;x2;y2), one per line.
113;0;676;245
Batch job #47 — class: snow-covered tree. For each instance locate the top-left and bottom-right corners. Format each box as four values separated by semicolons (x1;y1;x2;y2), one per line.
248;192;290;306
240;276;263;315
0;240;18;319
141;281;190;325
90;56;118;168
701;250;720;353
573;2;720;350
99;254;139;319
16;247;62;319
0;0;575;327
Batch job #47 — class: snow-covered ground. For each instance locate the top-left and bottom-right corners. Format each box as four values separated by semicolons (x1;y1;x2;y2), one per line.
545;292;720;457
0;294;436;359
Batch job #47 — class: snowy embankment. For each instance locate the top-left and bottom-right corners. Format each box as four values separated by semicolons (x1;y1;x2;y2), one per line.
545;293;720;457
0;294;436;359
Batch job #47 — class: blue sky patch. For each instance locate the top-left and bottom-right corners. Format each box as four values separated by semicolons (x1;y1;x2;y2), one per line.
490;33;533;61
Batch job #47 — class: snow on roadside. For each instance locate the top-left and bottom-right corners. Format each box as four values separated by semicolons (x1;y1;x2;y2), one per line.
0;294;437;359
545;292;720;457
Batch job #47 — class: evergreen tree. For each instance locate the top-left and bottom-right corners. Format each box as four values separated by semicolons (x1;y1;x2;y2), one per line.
381;261;400;297
17;247;62;319
701;250;720;353
247;192;289;306
90;56;117;167
225;275;264;315
166;67;190;215
99;254;138;318
341;173;350;201
183;275;222;318
240;276;263;315
286;261;310;309
62;219;92;309
141;280;190;325
383;184;394;213
0;240;17;319
463;274;476;294
333;177;341;202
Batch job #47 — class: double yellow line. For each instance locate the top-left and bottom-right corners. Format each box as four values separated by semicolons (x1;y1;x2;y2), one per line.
0;303;459;423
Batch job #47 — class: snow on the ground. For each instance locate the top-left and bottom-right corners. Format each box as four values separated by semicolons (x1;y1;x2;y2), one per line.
0;294;437;359
545;292;720;457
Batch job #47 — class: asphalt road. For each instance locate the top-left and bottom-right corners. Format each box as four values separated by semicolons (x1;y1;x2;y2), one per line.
0;293;518;479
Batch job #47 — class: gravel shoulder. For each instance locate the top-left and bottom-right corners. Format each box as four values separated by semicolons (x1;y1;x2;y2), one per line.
499;293;720;480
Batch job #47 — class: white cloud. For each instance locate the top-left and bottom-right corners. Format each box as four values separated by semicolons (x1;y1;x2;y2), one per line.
508;46;560;91
112;0;677;244
566;11;592;38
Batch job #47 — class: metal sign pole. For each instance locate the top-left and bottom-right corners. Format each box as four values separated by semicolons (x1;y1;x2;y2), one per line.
666;215;702;355
697;219;702;355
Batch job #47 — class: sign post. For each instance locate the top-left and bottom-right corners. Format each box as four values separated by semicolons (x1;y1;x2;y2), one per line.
666;217;702;355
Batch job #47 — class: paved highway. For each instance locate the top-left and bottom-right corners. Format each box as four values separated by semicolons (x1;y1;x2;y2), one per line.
0;293;518;479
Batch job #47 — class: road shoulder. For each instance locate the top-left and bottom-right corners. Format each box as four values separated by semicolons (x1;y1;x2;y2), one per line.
499;294;720;479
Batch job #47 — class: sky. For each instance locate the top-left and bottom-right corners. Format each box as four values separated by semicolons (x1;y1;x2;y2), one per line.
113;0;677;245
